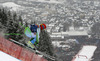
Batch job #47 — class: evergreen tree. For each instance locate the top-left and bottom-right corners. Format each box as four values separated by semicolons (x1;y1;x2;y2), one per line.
38;30;54;56
6;13;24;41
91;22;100;39
0;8;8;26
63;21;71;31
0;8;24;41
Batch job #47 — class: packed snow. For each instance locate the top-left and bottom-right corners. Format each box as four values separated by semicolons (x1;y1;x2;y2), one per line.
73;45;97;61
27;0;62;4
0;51;21;61
2;2;21;11
2;2;21;7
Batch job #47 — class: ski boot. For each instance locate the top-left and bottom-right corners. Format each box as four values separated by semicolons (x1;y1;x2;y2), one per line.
27;41;36;50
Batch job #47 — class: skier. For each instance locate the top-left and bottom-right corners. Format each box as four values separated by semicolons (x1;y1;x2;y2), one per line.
24;23;46;49
26;24;40;49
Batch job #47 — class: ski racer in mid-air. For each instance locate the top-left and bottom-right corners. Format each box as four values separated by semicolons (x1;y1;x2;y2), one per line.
24;23;46;49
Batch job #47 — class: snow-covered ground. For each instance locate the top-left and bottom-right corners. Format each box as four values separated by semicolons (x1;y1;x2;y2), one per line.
2;2;22;11
52;41;71;48
37;0;62;4
26;0;63;4
2;2;21;7
72;45;97;61
0;51;21;61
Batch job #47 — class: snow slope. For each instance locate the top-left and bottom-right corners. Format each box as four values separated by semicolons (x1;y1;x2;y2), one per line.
2;2;20;7
0;51;21;61
72;45;97;61
27;0;63;4
2;2;21;11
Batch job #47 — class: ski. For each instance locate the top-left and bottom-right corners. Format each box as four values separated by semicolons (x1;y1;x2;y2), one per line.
26;41;37;50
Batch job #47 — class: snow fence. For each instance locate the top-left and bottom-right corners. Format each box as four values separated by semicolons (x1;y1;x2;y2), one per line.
0;36;47;61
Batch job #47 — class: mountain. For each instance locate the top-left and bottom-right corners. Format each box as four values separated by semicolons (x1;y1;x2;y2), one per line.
1;2;23;12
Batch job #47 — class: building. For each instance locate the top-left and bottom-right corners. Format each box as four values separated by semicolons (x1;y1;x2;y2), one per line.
51;30;88;41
